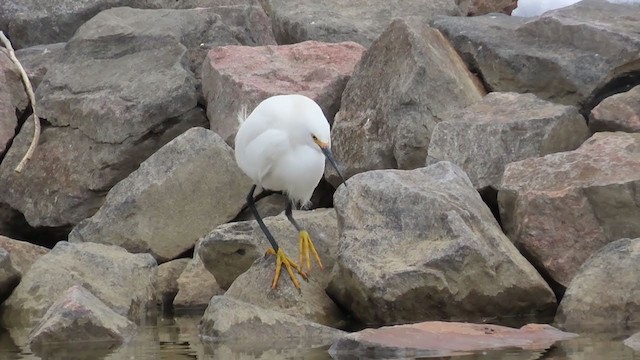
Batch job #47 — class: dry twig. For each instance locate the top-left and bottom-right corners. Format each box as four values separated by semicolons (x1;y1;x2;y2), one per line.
0;31;40;173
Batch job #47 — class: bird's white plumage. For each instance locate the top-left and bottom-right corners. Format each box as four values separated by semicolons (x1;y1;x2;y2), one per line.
234;94;331;206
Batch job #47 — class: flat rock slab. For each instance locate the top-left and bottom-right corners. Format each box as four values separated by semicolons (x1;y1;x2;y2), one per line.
266;0;462;46
199;208;338;289
0;49;28;156
327;19;484;186
427;92;589;190
68;127;251;262
590;85;640;133
1;242;156;329
329;321;577;358
202;40;365;145
0;235;48;275
499;132;640;287
28;285;136;348
432;0;640;110
328;161;556;326
555;238;640;333
199;296;345;347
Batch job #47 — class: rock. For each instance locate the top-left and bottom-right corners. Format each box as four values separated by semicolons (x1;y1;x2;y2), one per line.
327;162;556;326
0;0;272;49
329;321;576;358
457;0;518;15
199;296;344;347
174;248;224;309
0;8;214;228
0;235;49;275
327;19;484;186
432;0;640;110
199;208;338;289
426;92;589;190
0;249;20;303
68;128;251;262
28;285;136;348
590;85;640;133
266;0;462;47
498;132;640;287
554;238;640;333
202;40;365;145
0;49;28;156
625;332;640;352
234;193;286;221
1;242;156;329
154;258;189;309
14;43;65;90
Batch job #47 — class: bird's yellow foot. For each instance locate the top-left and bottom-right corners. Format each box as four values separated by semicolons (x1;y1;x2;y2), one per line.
266;248;306;289
298;230;324;272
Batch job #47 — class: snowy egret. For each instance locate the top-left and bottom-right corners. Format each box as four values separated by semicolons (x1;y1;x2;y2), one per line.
234;94;347;289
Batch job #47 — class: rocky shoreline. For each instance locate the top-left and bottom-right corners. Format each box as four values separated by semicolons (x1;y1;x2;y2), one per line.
1;0;639;358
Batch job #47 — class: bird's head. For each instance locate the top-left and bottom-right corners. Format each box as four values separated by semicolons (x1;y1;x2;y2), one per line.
304;114;348;188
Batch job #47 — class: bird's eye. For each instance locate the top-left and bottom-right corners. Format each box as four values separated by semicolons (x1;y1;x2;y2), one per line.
311;134;318;141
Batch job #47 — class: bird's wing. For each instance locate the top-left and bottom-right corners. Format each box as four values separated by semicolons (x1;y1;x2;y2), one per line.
240;129;290;185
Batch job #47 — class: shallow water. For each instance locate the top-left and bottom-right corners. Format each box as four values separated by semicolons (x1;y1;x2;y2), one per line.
0;312;638;360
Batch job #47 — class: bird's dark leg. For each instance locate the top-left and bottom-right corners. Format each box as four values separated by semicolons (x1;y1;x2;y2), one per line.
246;185;306;288
285;201;324;272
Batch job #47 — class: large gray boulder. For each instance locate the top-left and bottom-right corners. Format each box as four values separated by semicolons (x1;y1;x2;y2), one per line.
327;19;485;185
28;285;136;348
199;208;338;289
68;128;251;262
14;43;66;91
426;92;589;190
327;162;556;326
0;49;28;156
499;132;640;287
432;0;640;110
1;242;156;329
554;238;640;333
590;85;640;133
265;0;462;46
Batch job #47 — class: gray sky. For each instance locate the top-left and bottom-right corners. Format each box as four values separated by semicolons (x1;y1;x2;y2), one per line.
512;0;640;17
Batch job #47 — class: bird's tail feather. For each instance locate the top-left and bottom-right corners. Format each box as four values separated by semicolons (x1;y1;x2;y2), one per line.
237;105;248;125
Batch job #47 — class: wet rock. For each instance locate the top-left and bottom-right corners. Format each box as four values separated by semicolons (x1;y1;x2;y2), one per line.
554;238;640;333
174;248;224;309
426;92;589;190
0;9;207;228
199;208;338;289
0;235;49;275
68;128;251;262
1;242;156;328
202;40;365;145
0;249;20;303
329;321;576;358
327;162;556;326
266;0;461;46
327;19;484;186
28;285;136;348
0;49;28;156
234;193;286;222
499;132;640;287
199;296;344;346
432;0;640;110
457;0;518;15
625;332;640;352
14;43;65;90
154;258;189;308
590;85;640;133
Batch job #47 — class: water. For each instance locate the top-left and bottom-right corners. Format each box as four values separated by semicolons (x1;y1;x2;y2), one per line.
0;312;638;360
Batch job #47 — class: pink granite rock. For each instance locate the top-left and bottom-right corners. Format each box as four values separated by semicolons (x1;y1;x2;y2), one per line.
499;132;640;287
590;85;640;133
329;321;576;357
202;40;366;145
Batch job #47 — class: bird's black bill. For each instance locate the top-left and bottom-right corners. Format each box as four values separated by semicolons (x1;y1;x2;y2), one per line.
321;147;348;188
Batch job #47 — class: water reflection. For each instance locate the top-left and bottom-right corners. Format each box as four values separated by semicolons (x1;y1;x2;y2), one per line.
0;313;638;360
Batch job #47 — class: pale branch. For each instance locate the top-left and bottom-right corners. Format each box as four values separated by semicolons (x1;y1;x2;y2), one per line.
0;31;41;173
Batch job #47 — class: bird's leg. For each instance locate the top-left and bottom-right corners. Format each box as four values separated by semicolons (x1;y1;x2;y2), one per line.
246;185;306;289
285;201;324;272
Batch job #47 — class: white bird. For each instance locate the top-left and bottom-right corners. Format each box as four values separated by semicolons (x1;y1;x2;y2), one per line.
234;94;347;289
